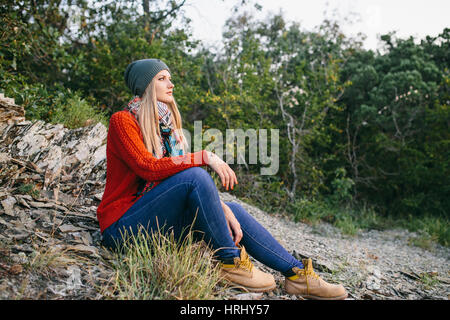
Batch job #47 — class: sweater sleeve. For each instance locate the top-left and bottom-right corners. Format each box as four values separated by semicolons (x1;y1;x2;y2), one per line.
109;111;209;181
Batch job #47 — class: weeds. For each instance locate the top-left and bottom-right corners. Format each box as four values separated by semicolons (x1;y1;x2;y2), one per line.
402;214;449;248
27;246;78;276
418;272;440;289
105;226;225;300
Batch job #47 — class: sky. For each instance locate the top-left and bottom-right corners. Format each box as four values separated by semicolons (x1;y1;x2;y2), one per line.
179;0;449;51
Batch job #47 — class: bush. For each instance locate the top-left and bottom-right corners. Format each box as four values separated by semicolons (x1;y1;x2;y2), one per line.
49;93;109;129
330;168;355;205
290;197;331;225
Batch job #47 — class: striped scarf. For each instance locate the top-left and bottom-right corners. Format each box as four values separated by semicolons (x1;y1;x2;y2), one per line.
124;96;185;199
124;96;184;158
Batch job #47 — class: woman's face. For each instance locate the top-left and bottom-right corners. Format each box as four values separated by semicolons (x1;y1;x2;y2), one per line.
154;69;174;104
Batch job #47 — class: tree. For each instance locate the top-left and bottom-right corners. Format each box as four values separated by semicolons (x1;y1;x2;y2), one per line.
339;31;449;217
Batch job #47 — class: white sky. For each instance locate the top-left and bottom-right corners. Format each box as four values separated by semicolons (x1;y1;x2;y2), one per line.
180;0;449;51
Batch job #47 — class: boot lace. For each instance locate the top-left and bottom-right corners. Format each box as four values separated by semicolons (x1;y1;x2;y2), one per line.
297;259;321;293
237;247;253;272
239;255;253;272
303;266;320;280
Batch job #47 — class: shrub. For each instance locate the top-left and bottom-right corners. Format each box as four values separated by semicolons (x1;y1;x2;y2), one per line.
49;93;109;129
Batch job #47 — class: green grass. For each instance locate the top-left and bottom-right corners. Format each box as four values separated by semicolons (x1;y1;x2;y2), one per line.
288;197;388;233
287;196;449;248
418;272;441;290
401;214;450;249
102;225;225;300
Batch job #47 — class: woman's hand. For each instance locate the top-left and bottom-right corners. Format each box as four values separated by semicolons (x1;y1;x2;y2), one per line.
206;151;238;191
221;200;243;246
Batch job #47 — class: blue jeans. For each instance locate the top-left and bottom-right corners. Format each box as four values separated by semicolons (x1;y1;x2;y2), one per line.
102;167;303;276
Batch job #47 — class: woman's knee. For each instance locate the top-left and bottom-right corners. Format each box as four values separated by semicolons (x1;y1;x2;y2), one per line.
225;201;246;215
183;166;214;186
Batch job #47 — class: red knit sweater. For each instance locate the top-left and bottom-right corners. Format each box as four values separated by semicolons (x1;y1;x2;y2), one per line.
96;110;209;233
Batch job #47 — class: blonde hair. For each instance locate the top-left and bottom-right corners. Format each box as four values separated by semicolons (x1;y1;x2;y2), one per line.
137;78;189;159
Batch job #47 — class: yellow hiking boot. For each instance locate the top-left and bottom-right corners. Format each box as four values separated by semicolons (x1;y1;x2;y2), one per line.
220;246;276;293
285;258;348;300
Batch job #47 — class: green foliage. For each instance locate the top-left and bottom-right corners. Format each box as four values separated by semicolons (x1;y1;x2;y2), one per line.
49;94;109;129
291;197;332;225
0;1;82;89
330;168;355;204
337;29;449;219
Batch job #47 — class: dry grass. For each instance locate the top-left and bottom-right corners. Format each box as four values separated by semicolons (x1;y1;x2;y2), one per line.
103;225;226;300
27;246;78;276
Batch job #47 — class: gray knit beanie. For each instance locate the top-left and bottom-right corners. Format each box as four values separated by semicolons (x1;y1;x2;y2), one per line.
124;58;170;97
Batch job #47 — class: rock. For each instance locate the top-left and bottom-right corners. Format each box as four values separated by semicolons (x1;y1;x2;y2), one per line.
11;252;28;264
1;98;107;193
366;275;381;291
93;192;104;201
230;293;264;300
0;217;14;228
400;270;421;281
16;197;31;209
58;224;84;233
361;292;375;300
28;201;56;209
1;196;17;216
0;94;25;133
9;264;23;275
65;244;99;257
0;94;15;106
66;265;82;291
292;249;335;273
0;152;10;163
367;265;382;278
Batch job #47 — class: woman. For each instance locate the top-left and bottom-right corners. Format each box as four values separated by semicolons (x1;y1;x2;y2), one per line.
97;58;348;300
